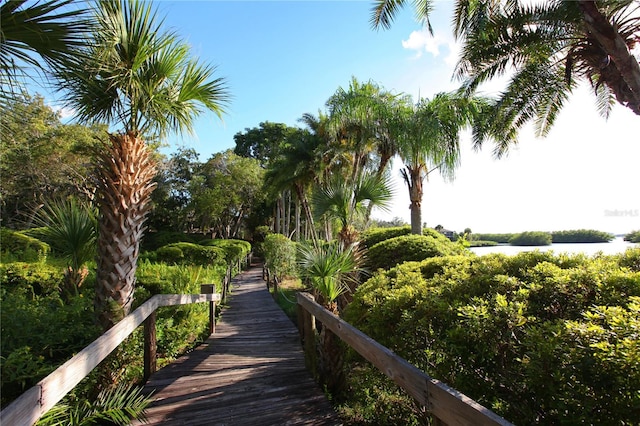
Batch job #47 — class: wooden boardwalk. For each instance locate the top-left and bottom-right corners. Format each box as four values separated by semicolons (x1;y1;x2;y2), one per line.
132;265;342;426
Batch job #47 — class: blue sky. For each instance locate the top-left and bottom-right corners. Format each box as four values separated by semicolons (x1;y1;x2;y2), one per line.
49;0;640;235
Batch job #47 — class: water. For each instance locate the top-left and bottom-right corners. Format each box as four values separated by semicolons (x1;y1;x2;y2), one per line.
469;237;638;257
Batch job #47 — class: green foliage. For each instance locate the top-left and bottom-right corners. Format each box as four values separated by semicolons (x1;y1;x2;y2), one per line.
366;234;468;271
198;238;251;263
343;248;640;425
551;229;614;243
1;285;99;405
509;231;552;246
251;225;272;258
36;383;151;426
0;95;104;228
471;233;515;243
189;150;264;238
624;230;640;243
360;226;412;249
263;234;297;280
0;228;50;262
141;231;198;252
155;243;226;267
0;262;63;296
298;242;363;305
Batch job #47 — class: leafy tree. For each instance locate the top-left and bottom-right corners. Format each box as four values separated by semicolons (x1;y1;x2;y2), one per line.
624;230;640;243
371;0;640;156
189;151;264;239
233;121;292;167
54;0;229;329
148;148;200;232
0;95;105;227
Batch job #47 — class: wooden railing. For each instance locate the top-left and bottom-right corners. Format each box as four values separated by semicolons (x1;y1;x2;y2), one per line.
296;292;514;426
0;292;221;426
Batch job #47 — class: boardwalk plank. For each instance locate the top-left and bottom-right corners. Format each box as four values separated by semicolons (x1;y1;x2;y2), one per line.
132;265;341;426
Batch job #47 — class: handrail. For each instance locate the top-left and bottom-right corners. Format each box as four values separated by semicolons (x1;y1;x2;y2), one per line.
296;292;514;426
0;292;221;426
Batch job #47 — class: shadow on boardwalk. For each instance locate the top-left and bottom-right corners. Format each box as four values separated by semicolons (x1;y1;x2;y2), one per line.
132;265;342;426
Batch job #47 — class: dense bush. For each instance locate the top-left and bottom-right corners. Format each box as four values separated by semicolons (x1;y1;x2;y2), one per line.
0;228;50;262
343;249;640;425
141;231;198;252
198;238;251;263
360;226;412;249
624;230;640;243
366;234;468;271
263;234;297;280
155;243;226;267
509;231;552;246
0;262;64;296
551;229;614;243
1;284;99;405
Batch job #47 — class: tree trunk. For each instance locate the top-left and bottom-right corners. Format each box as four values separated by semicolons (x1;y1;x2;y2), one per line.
578;0;640;115
94;132;156;330
408;165;424;235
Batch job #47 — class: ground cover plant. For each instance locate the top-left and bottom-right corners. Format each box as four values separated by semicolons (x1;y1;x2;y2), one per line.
0;237;233;410
342;248;640;425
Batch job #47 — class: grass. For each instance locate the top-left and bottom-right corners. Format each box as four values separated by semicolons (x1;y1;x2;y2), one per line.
269;277;308;324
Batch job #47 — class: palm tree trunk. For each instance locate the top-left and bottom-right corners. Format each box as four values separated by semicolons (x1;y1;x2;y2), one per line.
408;166;424;235
94;132;156;330
578;0;640;115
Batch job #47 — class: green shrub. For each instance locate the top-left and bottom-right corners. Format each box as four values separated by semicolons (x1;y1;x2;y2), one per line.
141;231;198;252
343;249;640;425
360;226;412;249
1;290;99;405
198;239;251;263
624;230;640;243
0;262;63;296
263;234;297;280
155;243;225;267
0;228;50;262
509;231;552;246
366;234;468;271
551;229;614;243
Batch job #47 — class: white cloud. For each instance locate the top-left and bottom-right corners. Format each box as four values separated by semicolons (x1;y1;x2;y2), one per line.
402;29;462;68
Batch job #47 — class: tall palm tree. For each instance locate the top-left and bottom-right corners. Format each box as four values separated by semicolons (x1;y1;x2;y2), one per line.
392;92;487;234
56;0;229;329
325;77;402;181
371;0;640;156
264;128;323;244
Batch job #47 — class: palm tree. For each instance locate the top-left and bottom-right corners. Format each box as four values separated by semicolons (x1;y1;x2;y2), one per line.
325;77;402;181
298;241;364;394
312;171;393;248
0;0;91;127
264;128;323;244
392;92;488;234
56;0;229;329
371;0;640;156
34;197;97;300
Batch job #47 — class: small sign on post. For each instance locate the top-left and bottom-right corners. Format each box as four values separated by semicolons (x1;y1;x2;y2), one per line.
200;284;216;335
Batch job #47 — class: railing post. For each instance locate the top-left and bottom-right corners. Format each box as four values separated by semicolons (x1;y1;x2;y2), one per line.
297;295;317;377
273;275;279;300
143;311;157;382
201;284;217;335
